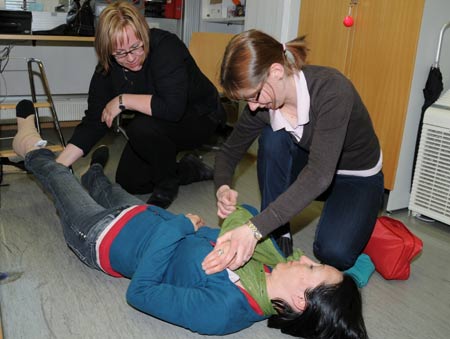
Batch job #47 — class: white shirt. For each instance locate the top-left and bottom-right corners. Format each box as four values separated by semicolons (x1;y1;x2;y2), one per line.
269;71;310;142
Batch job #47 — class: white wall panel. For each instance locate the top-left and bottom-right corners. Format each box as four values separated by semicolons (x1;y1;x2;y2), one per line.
244;0;300;42
387;0;450;211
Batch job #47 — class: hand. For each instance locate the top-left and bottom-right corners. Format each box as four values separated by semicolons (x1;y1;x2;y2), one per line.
216;185;238;219
202;224;257;274
185;213;206;231
101;96;122;128
208;239;233;269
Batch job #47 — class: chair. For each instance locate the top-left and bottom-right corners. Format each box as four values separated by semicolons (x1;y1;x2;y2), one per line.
0;58;66;184
188;32;235;94
188;32;237;150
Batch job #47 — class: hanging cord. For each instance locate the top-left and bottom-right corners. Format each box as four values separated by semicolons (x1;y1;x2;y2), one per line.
0;45;13;104
0;45;13;73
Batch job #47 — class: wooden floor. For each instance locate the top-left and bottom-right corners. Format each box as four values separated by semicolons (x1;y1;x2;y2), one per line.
1;129;450;339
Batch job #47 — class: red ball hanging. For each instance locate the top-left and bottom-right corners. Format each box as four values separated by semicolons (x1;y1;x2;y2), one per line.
343;15;354;27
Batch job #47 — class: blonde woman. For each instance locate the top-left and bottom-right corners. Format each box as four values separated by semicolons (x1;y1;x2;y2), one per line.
57;2;225;208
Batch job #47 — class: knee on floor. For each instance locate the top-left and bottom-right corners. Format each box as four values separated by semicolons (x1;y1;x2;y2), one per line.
313;240;359;271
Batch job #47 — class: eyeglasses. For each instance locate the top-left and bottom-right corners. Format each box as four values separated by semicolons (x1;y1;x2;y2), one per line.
246;89;262;103
112;44;144;59
246;83;265;103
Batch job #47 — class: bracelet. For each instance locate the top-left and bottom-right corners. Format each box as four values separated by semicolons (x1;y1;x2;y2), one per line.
119;94;126;111
245;220;263;241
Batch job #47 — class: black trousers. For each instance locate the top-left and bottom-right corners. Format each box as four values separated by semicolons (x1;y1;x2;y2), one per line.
115;108;222;194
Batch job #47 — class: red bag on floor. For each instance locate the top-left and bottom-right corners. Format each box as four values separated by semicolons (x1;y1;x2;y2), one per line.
363;216;423;280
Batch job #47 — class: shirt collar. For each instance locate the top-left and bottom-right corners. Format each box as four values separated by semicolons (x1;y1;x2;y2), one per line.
269;71;310;131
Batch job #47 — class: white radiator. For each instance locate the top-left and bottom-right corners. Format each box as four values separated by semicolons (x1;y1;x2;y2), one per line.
409;89;450;225
0;96;87;122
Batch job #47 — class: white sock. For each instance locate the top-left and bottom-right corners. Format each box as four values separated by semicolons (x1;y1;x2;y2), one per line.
281;232;291;239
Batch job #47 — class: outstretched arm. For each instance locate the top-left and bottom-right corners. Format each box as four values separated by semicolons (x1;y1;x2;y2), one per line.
56;143;84;167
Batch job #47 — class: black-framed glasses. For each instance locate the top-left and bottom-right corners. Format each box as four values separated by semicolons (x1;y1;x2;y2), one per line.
246;83;265;103
246;89;262;103
112;44;144;59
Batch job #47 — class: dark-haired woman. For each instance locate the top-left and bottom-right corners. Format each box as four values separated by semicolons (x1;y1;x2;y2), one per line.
202;29;384;274
12;100;367;339
56;1;225;208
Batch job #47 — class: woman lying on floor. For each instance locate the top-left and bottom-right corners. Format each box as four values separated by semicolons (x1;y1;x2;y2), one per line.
13;100;367;338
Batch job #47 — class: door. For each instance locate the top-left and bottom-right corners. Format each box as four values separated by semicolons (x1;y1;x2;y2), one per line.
298;0;425;190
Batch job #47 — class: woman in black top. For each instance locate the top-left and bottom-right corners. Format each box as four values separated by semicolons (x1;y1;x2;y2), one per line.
56;1;225;208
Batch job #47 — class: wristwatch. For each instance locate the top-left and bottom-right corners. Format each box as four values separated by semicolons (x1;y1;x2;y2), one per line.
118;94;126;111
245;220;263;241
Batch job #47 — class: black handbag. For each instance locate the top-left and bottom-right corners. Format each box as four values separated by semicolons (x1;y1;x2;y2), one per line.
66;0;95;36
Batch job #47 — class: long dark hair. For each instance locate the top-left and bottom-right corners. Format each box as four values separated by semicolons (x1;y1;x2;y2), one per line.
219;29;308;101
268;274;368;339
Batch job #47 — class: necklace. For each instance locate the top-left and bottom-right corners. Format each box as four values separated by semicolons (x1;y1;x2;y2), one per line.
122;68;134;86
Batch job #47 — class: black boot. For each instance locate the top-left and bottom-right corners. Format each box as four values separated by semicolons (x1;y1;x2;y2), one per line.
147;185;178;209
90;145;109;168
275;237;294;258
177;153;214;185
271;224;293;257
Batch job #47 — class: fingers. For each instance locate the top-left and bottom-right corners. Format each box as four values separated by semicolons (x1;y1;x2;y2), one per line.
101;109;113;128
102;97;121;128
216;187;238;218
202;235;233;274
217;201;236;218
203;237;253;274
201;227;257;274
228;246;253;270
202;246;236;274
185;213;206;231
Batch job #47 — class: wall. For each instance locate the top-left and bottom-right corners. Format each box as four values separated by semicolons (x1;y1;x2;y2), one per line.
0;17;181;99
244;0;300;42
386;0;450;211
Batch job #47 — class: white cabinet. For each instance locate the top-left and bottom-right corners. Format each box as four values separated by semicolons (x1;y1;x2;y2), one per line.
201;0;246;24
198;0;301;38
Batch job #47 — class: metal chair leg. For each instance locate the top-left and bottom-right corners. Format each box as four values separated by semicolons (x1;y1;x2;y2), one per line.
114;113;130;141
27;58;41;135
27;58;66;147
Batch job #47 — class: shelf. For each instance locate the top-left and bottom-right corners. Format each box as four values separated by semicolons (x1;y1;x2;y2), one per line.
202;17;245;24
0;34;94;42
0;102;52;110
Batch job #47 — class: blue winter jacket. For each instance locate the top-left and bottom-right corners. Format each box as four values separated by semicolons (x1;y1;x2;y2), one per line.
108;205;267;335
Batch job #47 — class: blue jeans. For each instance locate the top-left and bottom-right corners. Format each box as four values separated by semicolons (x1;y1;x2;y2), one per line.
257;126;384;270
24;149;143;270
